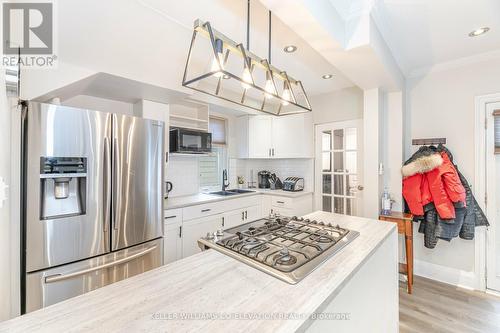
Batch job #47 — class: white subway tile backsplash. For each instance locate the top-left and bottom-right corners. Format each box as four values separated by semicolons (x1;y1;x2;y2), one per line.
166;156;314;197
231;159;314;192
166;156;199;197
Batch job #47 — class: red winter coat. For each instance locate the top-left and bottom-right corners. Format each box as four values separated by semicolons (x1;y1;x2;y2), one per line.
402;151;466;219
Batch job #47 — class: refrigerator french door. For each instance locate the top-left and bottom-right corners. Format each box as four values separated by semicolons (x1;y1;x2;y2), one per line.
22;102;164;313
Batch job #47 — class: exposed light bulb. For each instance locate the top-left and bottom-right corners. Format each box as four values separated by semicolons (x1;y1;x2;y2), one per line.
211;39;224;78
211;54;224;78
241;67;252;89
282;84;291;106
264;72;276;99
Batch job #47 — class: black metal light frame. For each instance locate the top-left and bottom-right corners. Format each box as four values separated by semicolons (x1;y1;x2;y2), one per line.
181;19;312;116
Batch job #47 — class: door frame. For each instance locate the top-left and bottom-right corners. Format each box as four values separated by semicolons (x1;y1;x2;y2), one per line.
314;119;363;215
474;92;500;292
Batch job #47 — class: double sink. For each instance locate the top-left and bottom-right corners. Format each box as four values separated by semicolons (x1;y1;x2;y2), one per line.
209;189;255;196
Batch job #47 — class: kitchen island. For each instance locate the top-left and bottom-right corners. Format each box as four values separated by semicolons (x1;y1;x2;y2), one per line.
0;211;398;333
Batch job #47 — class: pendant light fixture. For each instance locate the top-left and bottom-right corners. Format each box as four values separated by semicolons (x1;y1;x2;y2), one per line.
181;0;312;115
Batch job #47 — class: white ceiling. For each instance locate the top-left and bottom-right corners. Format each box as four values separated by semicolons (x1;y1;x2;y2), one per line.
326;0;500;75
55;0;354;97
331;0;500;75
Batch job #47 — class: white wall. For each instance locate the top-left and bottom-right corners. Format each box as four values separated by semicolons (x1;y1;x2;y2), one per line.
386;92;403;211
0;72;12;320
310;87;363;124
62;95;135;115
363;88;382;218
406;56;500;279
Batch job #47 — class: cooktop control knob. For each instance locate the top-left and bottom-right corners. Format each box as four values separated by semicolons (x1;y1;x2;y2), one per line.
206;232;215;240
216;228;224;237
319;221;325;225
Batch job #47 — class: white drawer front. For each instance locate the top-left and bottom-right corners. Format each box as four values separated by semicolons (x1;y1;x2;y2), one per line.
232;195;262;209
183;201;225;221
164;208;182;225
271;196;293;209
182;195;262;221
273;206;294;217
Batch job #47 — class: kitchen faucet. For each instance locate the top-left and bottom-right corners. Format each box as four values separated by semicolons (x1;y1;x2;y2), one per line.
222;169;230;191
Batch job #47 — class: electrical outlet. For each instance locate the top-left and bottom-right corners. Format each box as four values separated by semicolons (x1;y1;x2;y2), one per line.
0;177;9;209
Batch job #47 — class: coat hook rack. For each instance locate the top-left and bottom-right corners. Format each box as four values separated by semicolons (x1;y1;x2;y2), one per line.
412;138;446;146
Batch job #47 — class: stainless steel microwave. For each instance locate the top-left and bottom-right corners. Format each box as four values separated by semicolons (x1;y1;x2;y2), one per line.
169;128;212;154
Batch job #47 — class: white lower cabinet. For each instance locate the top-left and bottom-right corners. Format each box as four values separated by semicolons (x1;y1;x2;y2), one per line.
164;194;312;265
163;222;182;264
181;214;224;258
223;204;262;229
223;208;246;230
262;194;313;217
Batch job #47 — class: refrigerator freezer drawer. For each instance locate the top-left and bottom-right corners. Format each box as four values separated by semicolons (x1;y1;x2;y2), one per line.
25;238;163;313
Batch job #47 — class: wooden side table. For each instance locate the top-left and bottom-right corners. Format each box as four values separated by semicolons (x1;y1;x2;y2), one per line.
379;211;414;294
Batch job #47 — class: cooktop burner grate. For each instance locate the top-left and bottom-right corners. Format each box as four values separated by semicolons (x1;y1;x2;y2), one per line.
199;216;360;283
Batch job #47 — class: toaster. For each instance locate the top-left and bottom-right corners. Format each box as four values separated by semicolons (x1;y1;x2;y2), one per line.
282;177;304;192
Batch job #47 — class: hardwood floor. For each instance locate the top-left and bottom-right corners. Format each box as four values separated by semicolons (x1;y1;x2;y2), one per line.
400;276;500;333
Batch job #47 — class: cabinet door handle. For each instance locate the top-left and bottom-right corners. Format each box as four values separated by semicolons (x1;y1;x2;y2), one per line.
277;201;285;204
245;211;248;219
201;209;211;213
268;148;271;157
272;148;275;156
242;211;245;220
222;217;225;227
165;215;177;220
179;226;182;238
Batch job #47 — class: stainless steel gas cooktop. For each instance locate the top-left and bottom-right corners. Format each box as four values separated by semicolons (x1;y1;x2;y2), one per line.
198;216;360;284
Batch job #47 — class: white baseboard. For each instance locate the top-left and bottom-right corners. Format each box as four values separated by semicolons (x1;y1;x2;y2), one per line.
414;259;478;290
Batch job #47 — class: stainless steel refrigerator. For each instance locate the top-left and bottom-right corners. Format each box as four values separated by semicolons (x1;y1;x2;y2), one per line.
21;102;164;313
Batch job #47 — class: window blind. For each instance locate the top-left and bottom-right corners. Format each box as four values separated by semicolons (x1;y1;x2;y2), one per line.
199;146;226;191
209;117;226;145
199;154;220;188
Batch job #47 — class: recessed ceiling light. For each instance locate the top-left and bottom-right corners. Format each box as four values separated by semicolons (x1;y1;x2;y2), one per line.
322;74;334;79
469;27;490;37
222;74;230;79
284;45;297;53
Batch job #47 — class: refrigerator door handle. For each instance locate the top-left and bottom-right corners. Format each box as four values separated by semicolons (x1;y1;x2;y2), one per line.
103;137;111;233
112;136;120;231
44;245;158;284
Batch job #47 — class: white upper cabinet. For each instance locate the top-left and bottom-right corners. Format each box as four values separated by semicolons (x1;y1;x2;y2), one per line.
272;113;313;158
236;114;312;159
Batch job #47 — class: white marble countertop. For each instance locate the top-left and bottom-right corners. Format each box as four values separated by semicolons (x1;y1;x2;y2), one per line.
165;189;313;210
0;211;395;333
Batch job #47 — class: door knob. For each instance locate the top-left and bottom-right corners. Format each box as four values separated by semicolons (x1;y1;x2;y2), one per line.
357;185;364;191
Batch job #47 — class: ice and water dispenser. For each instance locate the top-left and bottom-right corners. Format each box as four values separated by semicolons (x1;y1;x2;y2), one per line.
40;157;87;219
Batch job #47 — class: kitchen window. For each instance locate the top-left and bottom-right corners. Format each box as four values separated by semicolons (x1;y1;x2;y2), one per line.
199;116;227;192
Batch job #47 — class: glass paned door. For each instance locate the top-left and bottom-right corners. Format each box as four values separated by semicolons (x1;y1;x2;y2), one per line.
315;120;363;216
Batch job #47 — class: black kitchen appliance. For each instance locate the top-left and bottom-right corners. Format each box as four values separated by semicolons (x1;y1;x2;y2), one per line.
269;173;282;190
258;171;271;189
282;177;304;192
169;128;212;154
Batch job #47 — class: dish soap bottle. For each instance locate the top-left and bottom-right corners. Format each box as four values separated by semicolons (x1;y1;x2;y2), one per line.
381;187;392;215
